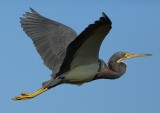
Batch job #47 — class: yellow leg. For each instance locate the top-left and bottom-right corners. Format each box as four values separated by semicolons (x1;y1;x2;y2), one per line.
12;87;48;100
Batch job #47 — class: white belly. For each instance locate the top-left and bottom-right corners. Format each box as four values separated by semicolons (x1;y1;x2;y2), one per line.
64;63;99;83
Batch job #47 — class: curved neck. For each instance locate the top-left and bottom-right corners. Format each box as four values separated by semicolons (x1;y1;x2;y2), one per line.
93;59;126;80
108;60;126;77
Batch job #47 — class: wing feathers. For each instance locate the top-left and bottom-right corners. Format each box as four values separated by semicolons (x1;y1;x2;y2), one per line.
21;8;77;75
57;12;112;76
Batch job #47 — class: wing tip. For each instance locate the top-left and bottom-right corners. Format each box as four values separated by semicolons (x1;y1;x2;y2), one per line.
101;12;112;26
20;7;42;21
29;7;37;14
23;7;40;16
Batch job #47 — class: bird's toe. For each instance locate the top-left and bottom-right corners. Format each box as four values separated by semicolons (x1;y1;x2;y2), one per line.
12;93;34;100
21;92;30;96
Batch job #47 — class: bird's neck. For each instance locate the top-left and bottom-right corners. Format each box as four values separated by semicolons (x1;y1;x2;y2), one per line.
108;60;126;77
93;59;126;80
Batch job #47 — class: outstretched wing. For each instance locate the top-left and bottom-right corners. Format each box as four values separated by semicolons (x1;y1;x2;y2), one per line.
20;8;77;74
57;12;112;76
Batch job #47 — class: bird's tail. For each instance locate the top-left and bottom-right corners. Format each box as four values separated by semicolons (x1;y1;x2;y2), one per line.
42;78;62;88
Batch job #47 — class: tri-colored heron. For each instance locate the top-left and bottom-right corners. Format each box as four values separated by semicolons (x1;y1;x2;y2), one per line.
12;8;151;100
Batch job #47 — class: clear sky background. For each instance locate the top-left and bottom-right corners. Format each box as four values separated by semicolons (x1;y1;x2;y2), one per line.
0;1;159;113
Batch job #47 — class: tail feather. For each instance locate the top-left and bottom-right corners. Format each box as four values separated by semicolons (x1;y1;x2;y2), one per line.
42;78;62;88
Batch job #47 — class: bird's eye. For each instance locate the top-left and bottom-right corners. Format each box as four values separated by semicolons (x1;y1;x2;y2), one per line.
124;53;130;58
124;53;129;57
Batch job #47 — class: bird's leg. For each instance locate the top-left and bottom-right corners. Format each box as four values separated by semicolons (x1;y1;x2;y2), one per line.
12;87;48;100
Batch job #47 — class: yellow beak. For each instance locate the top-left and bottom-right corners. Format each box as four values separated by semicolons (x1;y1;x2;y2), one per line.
124;53;152;59
117;53;152;63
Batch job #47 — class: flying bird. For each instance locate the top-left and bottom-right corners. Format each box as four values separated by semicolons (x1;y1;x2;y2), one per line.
12;8;151;100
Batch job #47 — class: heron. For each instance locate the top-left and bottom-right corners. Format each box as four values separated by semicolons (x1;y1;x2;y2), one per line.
12;8;151;100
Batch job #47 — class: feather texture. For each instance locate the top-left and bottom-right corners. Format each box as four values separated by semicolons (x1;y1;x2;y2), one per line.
20;8;77;75
57;12;112;76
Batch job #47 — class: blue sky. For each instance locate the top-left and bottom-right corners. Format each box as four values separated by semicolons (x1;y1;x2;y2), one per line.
0;1;159;113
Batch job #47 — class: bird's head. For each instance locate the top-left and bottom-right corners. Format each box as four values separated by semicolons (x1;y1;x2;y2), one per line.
107;52;152;77
115;52;151;63
109;52;152;63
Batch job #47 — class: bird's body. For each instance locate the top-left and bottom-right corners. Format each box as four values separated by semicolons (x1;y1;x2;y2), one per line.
12;8;151;100
64;63;99;84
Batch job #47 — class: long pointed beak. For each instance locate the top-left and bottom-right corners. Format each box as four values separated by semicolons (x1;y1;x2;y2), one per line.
117;53;152;63
125;53;152;59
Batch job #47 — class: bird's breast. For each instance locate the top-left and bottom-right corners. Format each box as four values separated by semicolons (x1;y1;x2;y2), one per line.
64;63;99;84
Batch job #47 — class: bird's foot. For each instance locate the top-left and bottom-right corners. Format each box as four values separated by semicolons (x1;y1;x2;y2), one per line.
12;92;35;100
12;87;48;101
